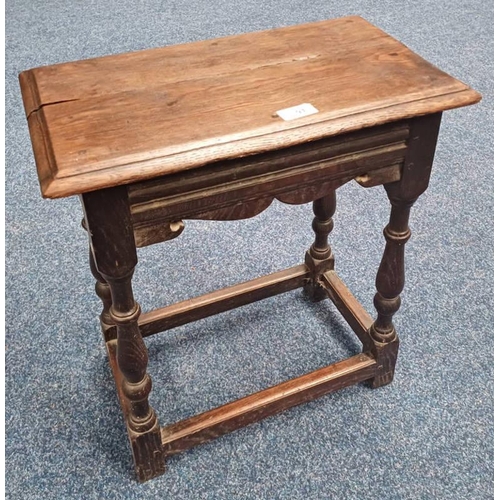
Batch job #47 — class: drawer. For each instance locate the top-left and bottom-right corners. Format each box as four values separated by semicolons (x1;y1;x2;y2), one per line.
128;120;409;247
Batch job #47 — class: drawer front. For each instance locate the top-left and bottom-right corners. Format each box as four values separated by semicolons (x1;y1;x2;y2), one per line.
128;121;409;247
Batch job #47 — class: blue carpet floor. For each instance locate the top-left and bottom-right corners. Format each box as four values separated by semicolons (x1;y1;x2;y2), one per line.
6;1;493;498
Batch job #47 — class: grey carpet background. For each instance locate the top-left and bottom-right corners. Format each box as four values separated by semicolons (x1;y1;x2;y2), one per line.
5;1;493;499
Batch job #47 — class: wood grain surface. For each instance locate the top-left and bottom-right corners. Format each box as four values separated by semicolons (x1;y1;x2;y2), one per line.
19;16;480;198
139;265;309;337
128;121;409;228
161;353;378;455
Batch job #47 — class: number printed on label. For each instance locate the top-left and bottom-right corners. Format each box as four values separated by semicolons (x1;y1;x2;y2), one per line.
276;103;319;121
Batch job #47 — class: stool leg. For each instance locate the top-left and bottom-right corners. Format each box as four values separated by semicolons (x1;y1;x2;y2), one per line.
367;188;415;388
105;270;164;481
82;218;115;341
304;191;336;300
88;246;115;341
368;113;442;388
81;186;165;482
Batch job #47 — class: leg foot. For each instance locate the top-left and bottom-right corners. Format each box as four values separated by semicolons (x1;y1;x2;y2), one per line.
129;421;165;482
82;186;165;482
368;336;399;388
303;281;328;302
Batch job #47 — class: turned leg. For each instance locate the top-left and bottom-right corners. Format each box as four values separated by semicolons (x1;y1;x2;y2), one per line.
81;186;165;482
82;218;115;341
304;191;336;300
368;113;442;388
367;190;414;388
105;270;164;481
88;245;116;341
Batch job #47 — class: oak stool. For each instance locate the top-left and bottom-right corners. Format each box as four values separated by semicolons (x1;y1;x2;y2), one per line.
19;16;480;482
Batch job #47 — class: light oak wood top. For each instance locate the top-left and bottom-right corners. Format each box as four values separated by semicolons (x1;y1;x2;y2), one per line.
19;16;480;198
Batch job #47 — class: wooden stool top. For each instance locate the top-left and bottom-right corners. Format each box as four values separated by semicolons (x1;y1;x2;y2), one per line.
19;16;480;199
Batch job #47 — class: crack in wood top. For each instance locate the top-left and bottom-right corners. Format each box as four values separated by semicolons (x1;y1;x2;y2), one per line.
18;16;480;199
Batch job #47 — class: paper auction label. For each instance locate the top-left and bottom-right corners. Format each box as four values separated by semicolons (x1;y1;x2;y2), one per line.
276;103;318;121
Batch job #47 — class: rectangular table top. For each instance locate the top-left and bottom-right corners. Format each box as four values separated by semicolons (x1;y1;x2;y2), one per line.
19;16;480;199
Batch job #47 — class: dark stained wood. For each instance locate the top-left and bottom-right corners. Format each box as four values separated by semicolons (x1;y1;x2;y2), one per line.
275;179;344;206
106;339;164;482
355;164;401;188
309;194;336;261
139;265;309;338
369;336;400;390
133;219;184;248
126;123;409;247
304;192;336;301
128;123;409;228
88;244;115;341
106;339;129;416
82;216;115;340
367;113;442;388
184;198;274;221
370;201;411;344
394;113;443;200
161;353;378;455
128;122;409;204
19;16;481;483
81;186;165;481
321;270;374;349
19;16;480;198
